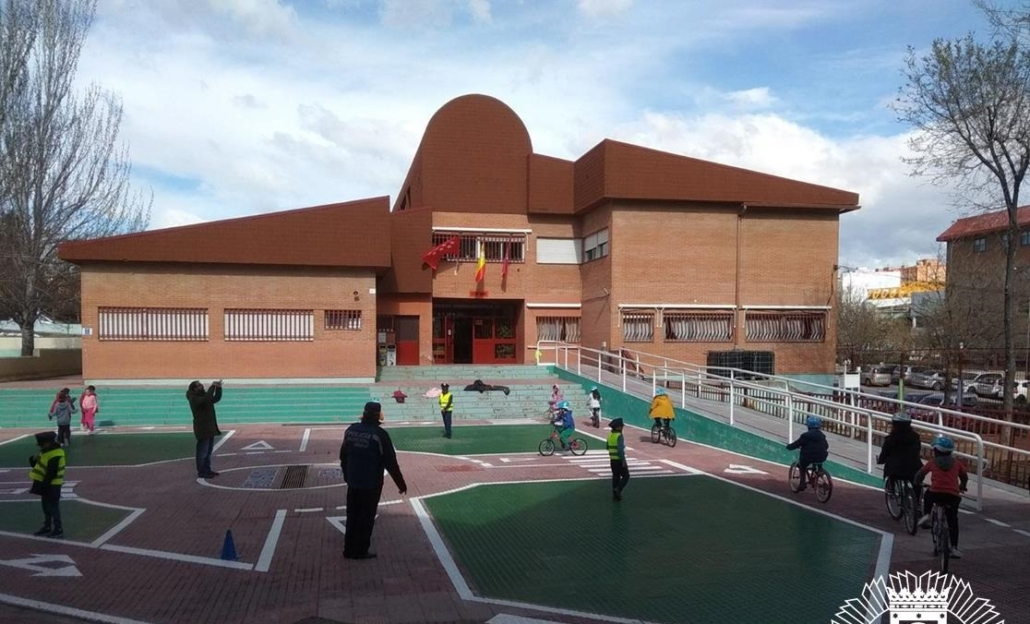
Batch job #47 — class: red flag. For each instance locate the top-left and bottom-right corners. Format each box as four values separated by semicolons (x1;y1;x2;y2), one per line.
501;241;510;278
422;236;460;270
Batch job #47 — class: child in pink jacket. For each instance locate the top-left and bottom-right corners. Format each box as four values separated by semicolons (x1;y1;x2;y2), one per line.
79;385;99;434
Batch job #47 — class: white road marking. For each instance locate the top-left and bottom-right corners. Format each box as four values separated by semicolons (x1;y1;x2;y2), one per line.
295;507;324;513
723;464;768;475
254;509;287;573
0;554;81;577
0;434;30;447
985;518;1011;528
91;508;145;547
0;593;152;624
299;428;311;452
212;430;235;453
101;544;252;570
241;441;274;451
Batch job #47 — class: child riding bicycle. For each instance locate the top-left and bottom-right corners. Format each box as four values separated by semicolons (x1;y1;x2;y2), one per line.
877;410;923;493
915;435;968;559
786;416;829;492
552;401;575;451
648;388;674;431
587;387;602;428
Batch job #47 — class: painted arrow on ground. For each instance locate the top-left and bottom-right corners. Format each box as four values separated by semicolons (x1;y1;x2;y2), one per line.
0;554;81;577
723;464;768;475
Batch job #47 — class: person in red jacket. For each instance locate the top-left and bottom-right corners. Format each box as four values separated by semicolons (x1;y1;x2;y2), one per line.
915;435;968;558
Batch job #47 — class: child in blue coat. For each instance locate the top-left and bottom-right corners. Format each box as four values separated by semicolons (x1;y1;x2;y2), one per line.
786;416;829;491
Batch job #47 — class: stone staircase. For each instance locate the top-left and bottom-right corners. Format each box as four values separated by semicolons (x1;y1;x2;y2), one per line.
373;364;588;422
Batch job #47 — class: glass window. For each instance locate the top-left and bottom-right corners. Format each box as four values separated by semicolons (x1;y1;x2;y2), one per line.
973;237;986;252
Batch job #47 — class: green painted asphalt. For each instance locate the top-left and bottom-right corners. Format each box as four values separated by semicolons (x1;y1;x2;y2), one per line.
0;433;195;468
0;499;132;541
424;475;881;624
388;424;581;456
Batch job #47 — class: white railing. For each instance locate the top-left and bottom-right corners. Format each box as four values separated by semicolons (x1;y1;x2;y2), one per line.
535;341;1030;510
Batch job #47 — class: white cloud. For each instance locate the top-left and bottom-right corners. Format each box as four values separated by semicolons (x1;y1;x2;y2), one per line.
152;207;206;230
577;0;633;18
723;87;778;110
467;0;492;23
208;0;298;37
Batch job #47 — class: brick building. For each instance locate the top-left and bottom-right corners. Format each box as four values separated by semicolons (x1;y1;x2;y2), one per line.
937;205;1030;349
59;94;859;383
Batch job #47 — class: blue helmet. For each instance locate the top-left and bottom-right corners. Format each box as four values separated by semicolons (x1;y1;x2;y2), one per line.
557;400;570;410
655;388;666;396
805;415;822;429
891;411;911;423
932;435;955;453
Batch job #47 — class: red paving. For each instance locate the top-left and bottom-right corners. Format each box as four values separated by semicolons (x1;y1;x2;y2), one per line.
0;421;1028;624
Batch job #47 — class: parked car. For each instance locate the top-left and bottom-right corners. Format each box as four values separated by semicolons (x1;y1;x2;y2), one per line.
891;365;914;385
951;372;983;395
916;392;978;408
907;367;946;391
860;366;893;387
971;373;1005;398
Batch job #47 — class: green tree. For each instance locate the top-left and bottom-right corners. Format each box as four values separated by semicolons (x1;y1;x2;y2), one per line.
894;27;1030;421
0;0;150;355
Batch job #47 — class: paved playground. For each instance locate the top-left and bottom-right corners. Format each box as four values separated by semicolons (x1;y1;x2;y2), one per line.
0;417;1028;624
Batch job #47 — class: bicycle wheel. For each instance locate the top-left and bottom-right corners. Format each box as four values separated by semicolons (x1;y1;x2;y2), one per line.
570;438;588;456
902;485;919;536
666;427;678;448
538;439;555;456
651;423;661;444
885;479;903;520
935;510;951;573
815;470;833;503
788;462;802;493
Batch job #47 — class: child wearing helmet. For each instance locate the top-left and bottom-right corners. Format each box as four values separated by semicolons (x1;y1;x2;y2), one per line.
587;387;602;428
786;416;830;491
551;400;576;451
914;435;968;558
607;418;629;500
877;410;923;491
648;387;675;432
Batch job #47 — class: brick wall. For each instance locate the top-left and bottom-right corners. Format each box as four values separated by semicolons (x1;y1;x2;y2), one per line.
79;264;377;381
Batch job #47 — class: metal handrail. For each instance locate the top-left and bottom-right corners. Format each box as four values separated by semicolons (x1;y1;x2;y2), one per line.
535;340;1030;509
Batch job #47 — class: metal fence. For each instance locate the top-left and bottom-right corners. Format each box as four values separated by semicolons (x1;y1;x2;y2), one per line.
536;341;1030;507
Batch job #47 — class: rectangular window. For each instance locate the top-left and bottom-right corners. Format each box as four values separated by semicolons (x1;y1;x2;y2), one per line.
973;237;986;252
536;317;581;342
224;309;313;341
745;311;825;342
325;310;362;330
536;238;582;264
1021;230;1030;247
583;228;609;262
621;311;654;342
98;307;208;341
664;312;734;342
431;232;526;264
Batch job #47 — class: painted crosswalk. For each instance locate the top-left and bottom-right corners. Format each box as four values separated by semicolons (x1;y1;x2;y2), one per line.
561;451;675;476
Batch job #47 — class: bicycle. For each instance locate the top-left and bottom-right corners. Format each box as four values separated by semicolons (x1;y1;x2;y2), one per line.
884;477;919;536
650;421;678;447
788;462;833;503
929;498;951;573
538;426;587;456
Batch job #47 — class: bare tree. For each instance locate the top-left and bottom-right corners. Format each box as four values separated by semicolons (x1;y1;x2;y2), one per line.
893;31;1030;421
836;284;895;370
0;0;150;355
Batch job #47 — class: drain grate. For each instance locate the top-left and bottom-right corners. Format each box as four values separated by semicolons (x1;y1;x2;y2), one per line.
279;465;308;489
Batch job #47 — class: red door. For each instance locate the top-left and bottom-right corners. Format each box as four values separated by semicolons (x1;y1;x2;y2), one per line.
395;316;419;365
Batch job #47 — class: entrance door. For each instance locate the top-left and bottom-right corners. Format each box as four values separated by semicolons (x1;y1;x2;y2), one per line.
395;316;419;365
432;300;520;364
453;316;474;363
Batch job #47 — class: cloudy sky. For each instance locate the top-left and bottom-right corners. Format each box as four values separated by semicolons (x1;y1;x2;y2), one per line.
81;0;1003;268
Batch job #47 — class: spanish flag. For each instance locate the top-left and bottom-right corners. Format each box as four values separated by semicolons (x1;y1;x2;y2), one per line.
474;240;486;283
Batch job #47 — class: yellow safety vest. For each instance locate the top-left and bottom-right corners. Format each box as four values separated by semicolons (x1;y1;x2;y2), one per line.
607;432;623;461
439;392;453;410
29;448;66;486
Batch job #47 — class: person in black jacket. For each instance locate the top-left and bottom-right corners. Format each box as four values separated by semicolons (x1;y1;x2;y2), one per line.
187;380;223;479
877;411;923;490
340;401;407;560
786;415;829;491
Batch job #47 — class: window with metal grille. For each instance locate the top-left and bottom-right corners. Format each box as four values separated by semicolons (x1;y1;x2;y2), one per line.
621;312;654;342
98;307;209;341
745;311;825;342
536;317;581;342
664;312;733;342
431;232;526;263
325;310;362;330
224;309;313;341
